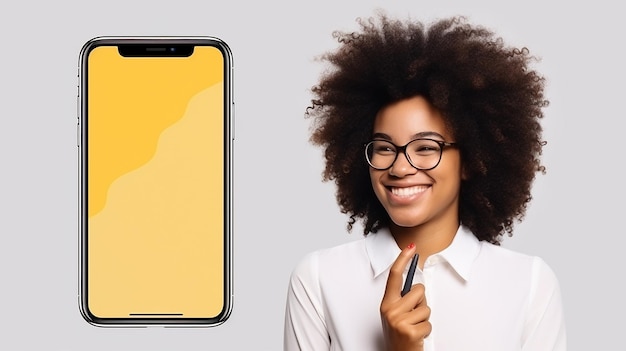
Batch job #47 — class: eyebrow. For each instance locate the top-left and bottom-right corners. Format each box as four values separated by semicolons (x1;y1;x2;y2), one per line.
371;131;446;141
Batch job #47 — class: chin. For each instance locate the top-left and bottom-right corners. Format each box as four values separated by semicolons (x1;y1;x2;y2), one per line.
390;221;424;229
387;212;427;228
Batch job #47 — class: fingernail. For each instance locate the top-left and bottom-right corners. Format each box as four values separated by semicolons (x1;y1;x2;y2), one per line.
407;243;415;249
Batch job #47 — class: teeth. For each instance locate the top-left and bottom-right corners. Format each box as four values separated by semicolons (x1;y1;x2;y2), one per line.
391;186;428;197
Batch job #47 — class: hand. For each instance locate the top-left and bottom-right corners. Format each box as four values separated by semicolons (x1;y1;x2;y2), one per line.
380;244;431;351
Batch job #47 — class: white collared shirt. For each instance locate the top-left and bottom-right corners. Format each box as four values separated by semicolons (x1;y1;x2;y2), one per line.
284;226;566;350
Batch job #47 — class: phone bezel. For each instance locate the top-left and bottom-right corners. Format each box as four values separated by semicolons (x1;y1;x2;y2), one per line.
77;36;233;327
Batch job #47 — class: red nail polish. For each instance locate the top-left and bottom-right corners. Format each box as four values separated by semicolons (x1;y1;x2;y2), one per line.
407;243;415;249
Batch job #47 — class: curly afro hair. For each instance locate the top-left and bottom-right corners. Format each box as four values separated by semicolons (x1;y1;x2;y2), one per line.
307;14;547;244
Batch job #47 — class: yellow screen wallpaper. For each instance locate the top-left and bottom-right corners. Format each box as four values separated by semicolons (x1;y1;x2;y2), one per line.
86;45;225;319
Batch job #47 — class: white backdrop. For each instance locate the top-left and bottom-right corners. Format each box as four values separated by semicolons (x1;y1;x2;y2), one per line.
0;1;622;350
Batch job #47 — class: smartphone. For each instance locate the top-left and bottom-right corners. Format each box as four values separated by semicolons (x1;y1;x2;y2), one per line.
77;37;233;326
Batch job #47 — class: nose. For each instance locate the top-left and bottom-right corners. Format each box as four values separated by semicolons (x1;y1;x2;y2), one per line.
388;150;417;177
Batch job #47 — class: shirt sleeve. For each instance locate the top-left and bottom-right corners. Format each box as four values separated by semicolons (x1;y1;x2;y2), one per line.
522;257;567;350
284;251;331;351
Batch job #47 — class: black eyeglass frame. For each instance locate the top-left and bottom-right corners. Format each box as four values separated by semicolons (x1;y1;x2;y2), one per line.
364;138;458;171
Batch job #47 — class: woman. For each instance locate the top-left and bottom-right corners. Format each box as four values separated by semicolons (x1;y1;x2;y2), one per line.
284;14;566;351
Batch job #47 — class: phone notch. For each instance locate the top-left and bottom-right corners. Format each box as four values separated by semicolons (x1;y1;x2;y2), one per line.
118;44;194;57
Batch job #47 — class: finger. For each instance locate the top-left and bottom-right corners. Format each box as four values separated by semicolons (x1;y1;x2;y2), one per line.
393;283;427;313
390;317;432;344
395;317;432;340
405;283;427;307
383;243;417;301
396;304;431;325
413;320;432;340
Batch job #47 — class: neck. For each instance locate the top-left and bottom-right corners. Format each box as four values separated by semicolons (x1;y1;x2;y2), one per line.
390;219;460;269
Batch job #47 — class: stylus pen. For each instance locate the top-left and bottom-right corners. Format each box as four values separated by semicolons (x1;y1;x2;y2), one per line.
401;253;419;297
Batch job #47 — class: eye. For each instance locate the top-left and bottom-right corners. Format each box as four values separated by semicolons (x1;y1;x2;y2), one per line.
372;141;396;155
409;140;441;155
416;145;438;152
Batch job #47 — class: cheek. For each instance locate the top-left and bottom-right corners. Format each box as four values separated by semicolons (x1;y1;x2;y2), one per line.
437;161;463;193
369;170;385;200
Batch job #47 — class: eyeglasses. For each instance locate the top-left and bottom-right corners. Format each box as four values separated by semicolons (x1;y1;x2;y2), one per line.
364;138;457;171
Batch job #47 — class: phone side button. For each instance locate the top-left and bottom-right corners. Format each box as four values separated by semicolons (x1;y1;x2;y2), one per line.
77;123;80;148
231;67;234;104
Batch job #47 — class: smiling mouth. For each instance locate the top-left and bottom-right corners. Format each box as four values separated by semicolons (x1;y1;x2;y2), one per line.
389;185;429;197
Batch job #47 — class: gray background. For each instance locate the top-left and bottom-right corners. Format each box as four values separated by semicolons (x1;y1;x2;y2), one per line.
0;0;622;350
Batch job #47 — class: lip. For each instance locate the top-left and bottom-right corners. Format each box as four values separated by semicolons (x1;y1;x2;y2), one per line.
385;184;430;205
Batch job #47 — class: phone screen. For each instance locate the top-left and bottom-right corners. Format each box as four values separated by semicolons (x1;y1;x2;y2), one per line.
79;38;232;326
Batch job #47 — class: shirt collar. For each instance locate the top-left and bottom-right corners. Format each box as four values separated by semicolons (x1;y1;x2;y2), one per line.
364;225;481;281
364;227;400;279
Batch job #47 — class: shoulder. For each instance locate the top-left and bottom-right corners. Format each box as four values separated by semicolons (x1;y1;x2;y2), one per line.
475;245;566;347
475;242;562;298
478;242;557;275
286;238;370;316
289;238;368;283
468;241;560;295
477;241;537;272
